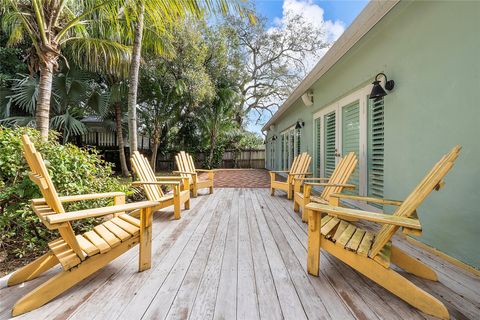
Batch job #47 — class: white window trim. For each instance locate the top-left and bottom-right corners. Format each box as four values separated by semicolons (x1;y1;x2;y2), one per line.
312;83;382;211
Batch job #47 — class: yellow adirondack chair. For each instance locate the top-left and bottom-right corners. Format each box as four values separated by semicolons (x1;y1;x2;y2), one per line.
131;151;190;220
7;135;159;316
293;152;357;222
305;145;461;320
174;151;214;197
270;152;312;200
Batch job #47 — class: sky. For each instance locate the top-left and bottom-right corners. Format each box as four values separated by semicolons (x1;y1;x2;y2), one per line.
247;0;369;134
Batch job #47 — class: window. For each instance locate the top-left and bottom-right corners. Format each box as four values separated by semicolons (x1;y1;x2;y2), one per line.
313;83;385;207
341;101;360;195
324;110;336;178
281;125;302;169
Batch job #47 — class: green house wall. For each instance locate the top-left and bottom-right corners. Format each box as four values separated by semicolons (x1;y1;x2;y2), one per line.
266;0;480;268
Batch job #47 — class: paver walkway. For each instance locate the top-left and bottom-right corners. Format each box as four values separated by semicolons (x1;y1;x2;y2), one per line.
201;169;270;188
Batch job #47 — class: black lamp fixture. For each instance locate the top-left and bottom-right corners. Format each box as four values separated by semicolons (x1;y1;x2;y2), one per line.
271;135;278;141
369;72;394;100
295;120;305;130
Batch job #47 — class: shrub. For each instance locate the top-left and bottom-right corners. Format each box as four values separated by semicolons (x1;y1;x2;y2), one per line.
0;127;131;263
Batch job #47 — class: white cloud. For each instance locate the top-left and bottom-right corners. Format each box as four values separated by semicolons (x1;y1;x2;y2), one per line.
281;0;345;43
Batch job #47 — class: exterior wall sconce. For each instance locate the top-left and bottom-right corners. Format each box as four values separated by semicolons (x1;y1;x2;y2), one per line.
295;120;305;130
272;135;278;141
301;90;314;106
369;72;395;100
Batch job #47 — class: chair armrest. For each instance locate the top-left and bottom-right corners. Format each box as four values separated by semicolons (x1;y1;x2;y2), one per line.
288;172;313;177
293;177;330;181
330;193;403;206
155;176;185;181
173;170;197;175
32;192;125;205
305;182;356;189
305;203;421;229
132;181;181;186
195;169;215;172
46;201;159;224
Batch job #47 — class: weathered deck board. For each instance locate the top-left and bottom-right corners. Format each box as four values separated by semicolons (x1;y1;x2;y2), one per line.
1;188;479;320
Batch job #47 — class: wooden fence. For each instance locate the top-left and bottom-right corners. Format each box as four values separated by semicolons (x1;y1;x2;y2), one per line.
155;149;265;171
73;132;265;171
78;132;150;150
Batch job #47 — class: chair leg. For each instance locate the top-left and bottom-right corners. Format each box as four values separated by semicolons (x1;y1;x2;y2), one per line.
321;240;449;320
209;186;214;194
192;184;198;198
173;194;181;220
8;252;58;286
301;206;308;223
287;186;293;200
307;209;322;276
12;237;139;316
293;199;300;212
139;207;153;272
391;246;438;281
184;198;190;210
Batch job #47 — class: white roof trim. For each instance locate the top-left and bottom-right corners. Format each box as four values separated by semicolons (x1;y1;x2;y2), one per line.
262;0;400;132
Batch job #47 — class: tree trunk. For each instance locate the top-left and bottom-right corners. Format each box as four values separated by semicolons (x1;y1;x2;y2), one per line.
150;142;159;172
208;133;217;168
114;102;130;177
36;61;55;139
127;1;145;153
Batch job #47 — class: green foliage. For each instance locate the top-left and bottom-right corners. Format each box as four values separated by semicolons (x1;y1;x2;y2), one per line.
0;127;130;259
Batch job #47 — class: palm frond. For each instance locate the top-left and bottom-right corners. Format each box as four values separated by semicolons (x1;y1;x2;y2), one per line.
0;116;36;128
50;112;88;141
63;37;132;78
7;75;39;114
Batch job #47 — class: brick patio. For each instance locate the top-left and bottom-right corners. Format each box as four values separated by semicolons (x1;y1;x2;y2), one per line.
200;169;270;188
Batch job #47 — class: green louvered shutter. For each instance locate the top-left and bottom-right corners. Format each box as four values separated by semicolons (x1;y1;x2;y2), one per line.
324;111;336;178
289;130;295;166
341;101;360;195
281;134;285;169
368;97;385;204
296;129;301;155
314;117;321;176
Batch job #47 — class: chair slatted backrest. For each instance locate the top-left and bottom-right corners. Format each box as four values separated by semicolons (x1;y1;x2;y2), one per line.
320;152;358;200
131;151;165;200
289;154;302;174
369;145;461;258
175;151;196;184
187;153;196;172
21;135;85;261
290;153;312;185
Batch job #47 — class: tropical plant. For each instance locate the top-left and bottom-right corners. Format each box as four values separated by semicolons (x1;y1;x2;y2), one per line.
1;68;95;140
0;0;131;139
0;126;129;264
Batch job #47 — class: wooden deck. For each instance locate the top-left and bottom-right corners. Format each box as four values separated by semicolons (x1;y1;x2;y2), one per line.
1;188;479;319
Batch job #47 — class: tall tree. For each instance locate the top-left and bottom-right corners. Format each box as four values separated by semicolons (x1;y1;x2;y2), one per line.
227;13;328;124
125;0;252;152
0;1;131;139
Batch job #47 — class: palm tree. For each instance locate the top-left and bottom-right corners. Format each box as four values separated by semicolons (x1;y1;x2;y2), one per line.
90;78;130;177
1;0;131;139
199;86;238;168
125;0;253;152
